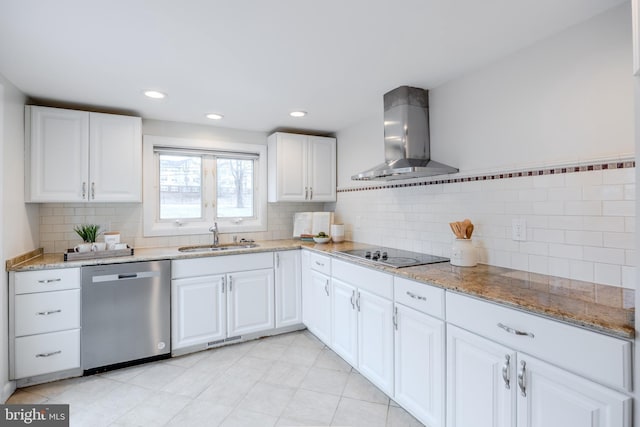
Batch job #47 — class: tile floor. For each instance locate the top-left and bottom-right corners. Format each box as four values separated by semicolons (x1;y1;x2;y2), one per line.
7;330;424;427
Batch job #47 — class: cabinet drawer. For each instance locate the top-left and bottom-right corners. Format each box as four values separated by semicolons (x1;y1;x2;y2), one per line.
309;252;331;276
14;268;80;294
446;292;632;391
15;289;80;336
394;277;444;319
14;329;80;379
172;252;274;278
332;259;393;299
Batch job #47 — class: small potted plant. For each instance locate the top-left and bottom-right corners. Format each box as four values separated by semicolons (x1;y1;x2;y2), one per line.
74;224;100;244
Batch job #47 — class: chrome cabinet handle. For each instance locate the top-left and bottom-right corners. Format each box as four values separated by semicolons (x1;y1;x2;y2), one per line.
36;350;61;358
309;187;313;200
221;276;226;293
356;291;361;311
324;280;329;296
497;323;535;338
502;355;511;389
229;276;233;292
406;291;426;301
276;253;280;268
82;182;87;199
37;278;62;284
91;182;95;199
350;290;355;309
393;306;398;330
517;361;527;397
305;187;309;200
315;261;324;267
36;309;62;316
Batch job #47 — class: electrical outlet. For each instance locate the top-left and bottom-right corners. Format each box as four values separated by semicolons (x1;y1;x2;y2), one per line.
512;218;526;241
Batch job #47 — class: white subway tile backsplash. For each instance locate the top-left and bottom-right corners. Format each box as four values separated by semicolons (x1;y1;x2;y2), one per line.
603;232;635;250
582;185;624;201
569;260;594;282
565;230;603;247
564;201;602;216
334;167;635;288
602;200;635;217
594;263;621;287
583;247;625;264
548;243;583;260
621;266;636;289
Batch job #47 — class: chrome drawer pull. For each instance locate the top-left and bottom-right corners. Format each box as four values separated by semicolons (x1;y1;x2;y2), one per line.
36;350;62;358
36;309;62;316
502;355;511;389
324;280;329;296
37;278;62;284
406;291;426;301
315;261;325;267
518;361;527;397
497;323;535;338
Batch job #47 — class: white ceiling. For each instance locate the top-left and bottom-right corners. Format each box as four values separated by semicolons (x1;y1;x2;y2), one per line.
0;0;627;134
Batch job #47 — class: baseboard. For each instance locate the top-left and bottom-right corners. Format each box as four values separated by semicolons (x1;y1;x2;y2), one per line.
1;380;16;403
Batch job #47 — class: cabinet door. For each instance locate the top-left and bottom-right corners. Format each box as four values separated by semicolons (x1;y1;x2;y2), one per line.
447;325;516;427
275;251;302;328
273;133;307;201
357;288;394;395
171;275;226;350
308;269;332;344
394;304;445;427
26;106;89;202
517;354;631;427
227;269;275;336
307;136;336;202
330;278;358;366
89;112;142;202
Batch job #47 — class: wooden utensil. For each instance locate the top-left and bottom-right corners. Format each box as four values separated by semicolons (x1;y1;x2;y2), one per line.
466;223;474;239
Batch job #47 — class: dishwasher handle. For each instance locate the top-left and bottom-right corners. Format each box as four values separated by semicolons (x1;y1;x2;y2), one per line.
118;273;138;279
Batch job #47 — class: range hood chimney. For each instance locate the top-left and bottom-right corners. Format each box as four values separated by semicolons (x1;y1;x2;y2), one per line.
351;86;458;181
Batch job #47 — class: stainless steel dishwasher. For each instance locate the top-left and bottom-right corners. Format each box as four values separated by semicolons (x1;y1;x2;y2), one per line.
81;260;170;374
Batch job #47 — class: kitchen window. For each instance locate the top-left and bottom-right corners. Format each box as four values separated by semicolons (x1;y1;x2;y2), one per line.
143;135;267;236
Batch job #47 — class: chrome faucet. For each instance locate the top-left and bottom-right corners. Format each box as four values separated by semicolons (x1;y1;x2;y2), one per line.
209;222;219;246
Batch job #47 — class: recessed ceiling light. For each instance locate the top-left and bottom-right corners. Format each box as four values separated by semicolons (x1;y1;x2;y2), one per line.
143;90;167;99
206;113;224;120
289;111;307;118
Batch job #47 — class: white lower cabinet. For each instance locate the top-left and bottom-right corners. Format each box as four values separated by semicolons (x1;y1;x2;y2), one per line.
10;268;81;380
172;274;227;349
447;325;516;427
274;250;302;328
171;253;275;352
394;303;445;427
446;292;632;427
226;269;274;336
302;250;332;344
330;259;394;396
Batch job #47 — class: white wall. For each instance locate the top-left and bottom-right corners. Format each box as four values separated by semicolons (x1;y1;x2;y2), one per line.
0;74;38;402
333;3;634;287
338;3;633;188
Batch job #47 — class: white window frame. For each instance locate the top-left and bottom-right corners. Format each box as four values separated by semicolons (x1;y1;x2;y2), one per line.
143;135;267;237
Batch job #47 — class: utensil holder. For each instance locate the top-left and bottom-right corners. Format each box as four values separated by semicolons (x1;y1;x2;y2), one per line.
451;238;477;267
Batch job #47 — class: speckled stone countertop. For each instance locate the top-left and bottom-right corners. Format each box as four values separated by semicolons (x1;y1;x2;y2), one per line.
7;240;634;339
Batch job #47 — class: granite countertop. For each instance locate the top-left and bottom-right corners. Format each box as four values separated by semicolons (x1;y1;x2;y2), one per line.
6;240;634;339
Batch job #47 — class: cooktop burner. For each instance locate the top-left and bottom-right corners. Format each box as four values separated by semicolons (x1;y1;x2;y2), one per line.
337;247;449;268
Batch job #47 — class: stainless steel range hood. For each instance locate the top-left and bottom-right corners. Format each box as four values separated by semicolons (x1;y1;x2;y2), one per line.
352;86;458;181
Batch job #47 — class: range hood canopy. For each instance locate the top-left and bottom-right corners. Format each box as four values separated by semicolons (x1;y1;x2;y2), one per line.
351;86;458;181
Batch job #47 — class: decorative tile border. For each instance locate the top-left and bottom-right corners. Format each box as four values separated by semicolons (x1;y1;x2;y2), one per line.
338;160;636;193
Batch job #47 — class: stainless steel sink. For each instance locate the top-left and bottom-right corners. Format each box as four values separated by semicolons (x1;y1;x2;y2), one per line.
178;243;259;253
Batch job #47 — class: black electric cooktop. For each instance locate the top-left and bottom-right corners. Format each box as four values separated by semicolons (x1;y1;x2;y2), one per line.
336;246;449;268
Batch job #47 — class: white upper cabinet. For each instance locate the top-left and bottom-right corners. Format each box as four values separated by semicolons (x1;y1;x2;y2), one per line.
633;0;639;75
25;106;142;202
267;132;336;202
